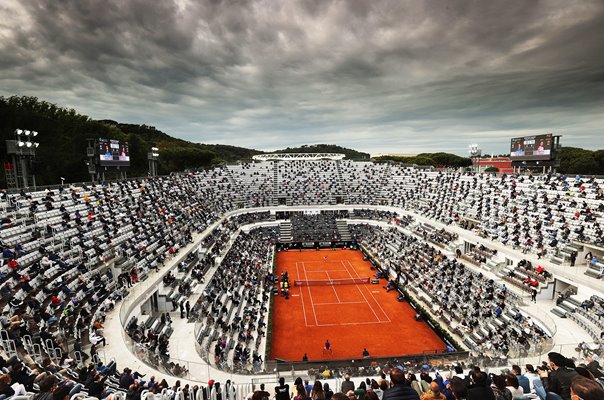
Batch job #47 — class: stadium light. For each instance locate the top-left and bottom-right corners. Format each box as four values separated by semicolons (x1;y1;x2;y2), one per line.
10;128;40;190
148;146;159;177
468;144;481;173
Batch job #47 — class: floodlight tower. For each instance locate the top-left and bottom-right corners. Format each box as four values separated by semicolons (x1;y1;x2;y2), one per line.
148;147;159;177
468;144;481;173
5;129;40;190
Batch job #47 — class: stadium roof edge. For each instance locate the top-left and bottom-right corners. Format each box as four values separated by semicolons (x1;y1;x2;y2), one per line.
252;153;346;161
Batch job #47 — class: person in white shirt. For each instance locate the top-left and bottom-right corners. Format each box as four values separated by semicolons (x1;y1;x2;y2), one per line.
89;330;107;347
40;255;53;268
453;365;466;380
224;380;236;400
504;374;524;399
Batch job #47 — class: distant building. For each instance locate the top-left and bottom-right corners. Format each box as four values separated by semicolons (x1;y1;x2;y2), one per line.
476;157;513;174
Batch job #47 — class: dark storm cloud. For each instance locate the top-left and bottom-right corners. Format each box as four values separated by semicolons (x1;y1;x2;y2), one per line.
1;0;603;154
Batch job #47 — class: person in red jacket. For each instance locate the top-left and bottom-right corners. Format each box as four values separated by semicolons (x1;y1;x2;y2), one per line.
7;258;18;270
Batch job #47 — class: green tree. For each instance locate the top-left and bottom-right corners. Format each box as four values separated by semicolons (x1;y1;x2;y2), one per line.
0;95;256;185
272;144;370;160
593;150;604;175
374;152;471;167
412;156;436;166
558;147;598;175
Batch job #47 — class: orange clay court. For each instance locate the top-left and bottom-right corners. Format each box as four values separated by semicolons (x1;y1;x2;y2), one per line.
270;249;447;361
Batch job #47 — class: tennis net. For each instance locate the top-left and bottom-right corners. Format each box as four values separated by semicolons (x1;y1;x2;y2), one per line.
293;277;370;287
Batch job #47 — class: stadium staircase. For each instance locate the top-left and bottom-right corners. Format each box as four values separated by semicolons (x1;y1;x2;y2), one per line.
483;257;506;273
279;221;293;242
585;258;604;279
336;220;351;241
272;162;279;206
549;253;564;265
445;239;463;256
377;164;392;203
271;161;291;206
224;165;236;186
335;160;349;204
550;307;567;318
224;166;244;207
551;296;581;318
549;242;583;265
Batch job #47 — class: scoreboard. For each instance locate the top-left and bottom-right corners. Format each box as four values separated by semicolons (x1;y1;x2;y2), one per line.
510;134;554;161
98;138;130;167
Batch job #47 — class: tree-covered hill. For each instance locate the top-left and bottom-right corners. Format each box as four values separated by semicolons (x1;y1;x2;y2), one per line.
557;147;604;175
269;144;370;160
99;120;263;163
374;152;473;168
0;96;263;186
0;96;370;187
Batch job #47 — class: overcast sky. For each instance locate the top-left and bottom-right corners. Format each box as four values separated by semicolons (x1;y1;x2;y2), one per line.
1;0;603;155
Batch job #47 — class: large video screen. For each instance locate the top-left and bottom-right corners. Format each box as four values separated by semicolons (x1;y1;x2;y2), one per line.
510;134;554;161
98;138;130;166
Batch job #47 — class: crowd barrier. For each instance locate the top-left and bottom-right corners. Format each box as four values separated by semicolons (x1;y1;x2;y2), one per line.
265;350;470;376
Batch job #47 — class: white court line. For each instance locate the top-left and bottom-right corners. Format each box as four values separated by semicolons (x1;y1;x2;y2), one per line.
304;269;350;273
304;260;348;264
345;259;391;322
346;259;392;323
314;301;367;305
325;271;341;303
317;321;390;327
295;262;310;327
302;262;319;326
341;260;381;323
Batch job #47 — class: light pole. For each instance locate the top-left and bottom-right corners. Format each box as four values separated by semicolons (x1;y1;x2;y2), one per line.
5;129;40;190
148;147;159;177
468;144;481;173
